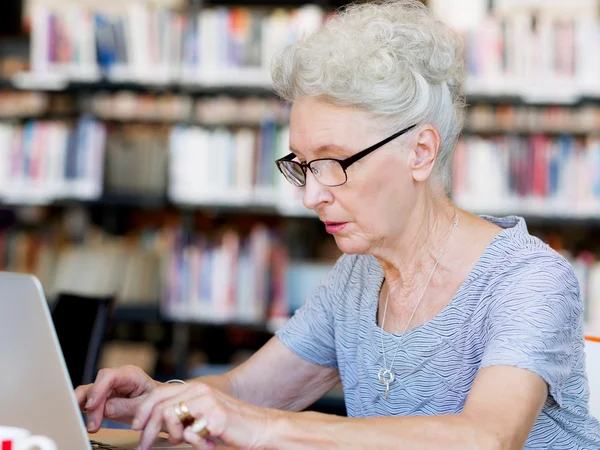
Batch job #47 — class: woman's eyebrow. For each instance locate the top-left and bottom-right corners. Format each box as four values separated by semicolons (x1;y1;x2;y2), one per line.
289;144;349;159
316;143;347;154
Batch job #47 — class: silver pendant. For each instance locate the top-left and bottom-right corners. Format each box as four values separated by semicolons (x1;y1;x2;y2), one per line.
377;368;395;400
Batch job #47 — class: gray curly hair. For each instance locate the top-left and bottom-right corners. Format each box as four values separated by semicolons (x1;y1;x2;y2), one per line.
270;0;466;192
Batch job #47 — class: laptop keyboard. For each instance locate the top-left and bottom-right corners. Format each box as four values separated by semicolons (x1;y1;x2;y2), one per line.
89;439;127;450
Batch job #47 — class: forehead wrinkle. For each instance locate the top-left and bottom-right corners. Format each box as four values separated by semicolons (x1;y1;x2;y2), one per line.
289;100;378;158
290;143;351;159
290;127;357;159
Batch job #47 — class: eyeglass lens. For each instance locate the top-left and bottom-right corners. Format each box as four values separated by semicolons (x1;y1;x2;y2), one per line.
278;159;347;187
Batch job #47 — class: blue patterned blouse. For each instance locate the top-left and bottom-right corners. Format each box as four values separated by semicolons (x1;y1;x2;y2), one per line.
276;215;600;449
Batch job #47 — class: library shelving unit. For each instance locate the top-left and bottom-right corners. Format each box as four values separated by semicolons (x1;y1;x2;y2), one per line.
1;0;600;414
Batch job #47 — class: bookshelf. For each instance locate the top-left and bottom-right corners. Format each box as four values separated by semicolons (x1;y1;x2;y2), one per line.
1;0;600;395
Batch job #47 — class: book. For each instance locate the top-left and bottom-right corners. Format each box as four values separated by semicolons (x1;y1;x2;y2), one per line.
0;118;106;202
453;134;600;217
24;2;325;86
464;8;600;101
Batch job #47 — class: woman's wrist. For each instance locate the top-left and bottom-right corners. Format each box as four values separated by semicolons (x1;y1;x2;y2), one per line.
252;407;288;450
262;410;334;450
157;379;187;389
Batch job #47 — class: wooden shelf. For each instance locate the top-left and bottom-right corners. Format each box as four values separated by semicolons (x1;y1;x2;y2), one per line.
3;75;600;105
111;304;288;332
1;193;600;224
462;128;599;137
3;74;278;97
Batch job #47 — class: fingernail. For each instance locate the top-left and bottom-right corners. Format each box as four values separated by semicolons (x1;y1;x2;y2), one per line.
85;398;93;408
105;404;114;417
132;419;140;430
87;421;95;431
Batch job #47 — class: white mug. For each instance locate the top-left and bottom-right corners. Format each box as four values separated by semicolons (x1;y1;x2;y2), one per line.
0;426;56;450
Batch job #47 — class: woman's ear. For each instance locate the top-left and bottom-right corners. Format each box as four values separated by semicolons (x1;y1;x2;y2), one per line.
410;125;440;182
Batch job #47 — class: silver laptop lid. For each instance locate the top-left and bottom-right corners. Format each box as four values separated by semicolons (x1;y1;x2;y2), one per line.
0;272;91;450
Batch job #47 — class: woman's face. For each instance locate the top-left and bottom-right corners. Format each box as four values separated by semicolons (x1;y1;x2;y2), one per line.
289;97;425;255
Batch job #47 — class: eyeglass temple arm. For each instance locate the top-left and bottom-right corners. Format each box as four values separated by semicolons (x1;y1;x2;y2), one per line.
279;153;296;161
276;123;417;168
339;124;418;169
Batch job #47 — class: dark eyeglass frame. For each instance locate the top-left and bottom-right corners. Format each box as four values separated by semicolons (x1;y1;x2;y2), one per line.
275;123;417;187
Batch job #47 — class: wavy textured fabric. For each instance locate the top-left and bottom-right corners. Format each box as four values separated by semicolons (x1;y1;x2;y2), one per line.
276;215;600;449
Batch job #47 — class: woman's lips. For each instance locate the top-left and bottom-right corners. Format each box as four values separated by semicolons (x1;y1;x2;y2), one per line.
324;222;348;234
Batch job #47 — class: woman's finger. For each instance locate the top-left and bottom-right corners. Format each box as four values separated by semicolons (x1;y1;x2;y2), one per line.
84;369;122;432
137;399;170;450
104;396;145;422
85;366;144;431
132;384;189;430
185;393;227;439
136;382;223;450
74;384;92;410
157;397;186;444
183;426;216;450
137;390;199;450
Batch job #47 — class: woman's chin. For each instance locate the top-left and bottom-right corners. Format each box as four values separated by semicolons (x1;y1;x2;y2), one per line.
333;235;370;255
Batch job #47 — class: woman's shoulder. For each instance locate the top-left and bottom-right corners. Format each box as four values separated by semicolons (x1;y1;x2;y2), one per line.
486;216;577;286
477;215;582;316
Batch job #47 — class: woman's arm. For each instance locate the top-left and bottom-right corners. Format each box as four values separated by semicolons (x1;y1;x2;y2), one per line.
264;365;547;450
198;336;340;411
132;358;546;450
133;337;341;450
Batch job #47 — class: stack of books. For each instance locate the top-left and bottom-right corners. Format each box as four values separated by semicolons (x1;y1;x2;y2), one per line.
88;91;193;123
4;223;600;332
0;219;333;325
87;91;290;125
168;122;290;206
0;117;106;203
23;1;324;86
162;224;292;324
104;123;169;197
465;104;600;134
0;229;58;290
452;135;600;217
0;90;50;118
464;4;600;102
194;96;289;125
2;225;166;306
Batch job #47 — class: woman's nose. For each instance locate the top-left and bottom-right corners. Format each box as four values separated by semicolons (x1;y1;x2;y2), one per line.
302;170;333;210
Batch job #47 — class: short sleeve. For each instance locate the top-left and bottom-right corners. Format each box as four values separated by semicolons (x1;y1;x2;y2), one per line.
480;255;583;407
275;254;355;370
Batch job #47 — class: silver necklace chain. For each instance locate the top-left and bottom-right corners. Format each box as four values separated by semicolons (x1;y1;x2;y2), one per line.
378;209;459;400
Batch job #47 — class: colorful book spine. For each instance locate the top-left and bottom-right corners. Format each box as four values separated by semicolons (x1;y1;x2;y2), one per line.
453;134;600;216
25;3;324;85
0;119;106;202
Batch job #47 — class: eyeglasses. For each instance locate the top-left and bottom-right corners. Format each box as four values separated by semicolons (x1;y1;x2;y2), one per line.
275;124;417;187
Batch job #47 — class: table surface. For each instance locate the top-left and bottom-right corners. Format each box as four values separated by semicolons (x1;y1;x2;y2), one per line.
91;428;231;449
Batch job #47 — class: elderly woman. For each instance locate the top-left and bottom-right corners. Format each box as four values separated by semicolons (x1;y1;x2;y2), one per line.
77;1;600;448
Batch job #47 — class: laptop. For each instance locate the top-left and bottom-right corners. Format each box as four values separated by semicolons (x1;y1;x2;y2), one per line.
0;272;191;450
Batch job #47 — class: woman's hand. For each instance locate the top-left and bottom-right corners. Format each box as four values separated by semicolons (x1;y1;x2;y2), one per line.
133;380;276;450
74;365;160;432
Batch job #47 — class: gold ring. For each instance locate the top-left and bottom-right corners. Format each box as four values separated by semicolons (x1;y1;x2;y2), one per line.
190;418;209;439
174;401;194;426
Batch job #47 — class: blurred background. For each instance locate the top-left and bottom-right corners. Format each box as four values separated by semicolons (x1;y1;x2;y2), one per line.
0;0;599;418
